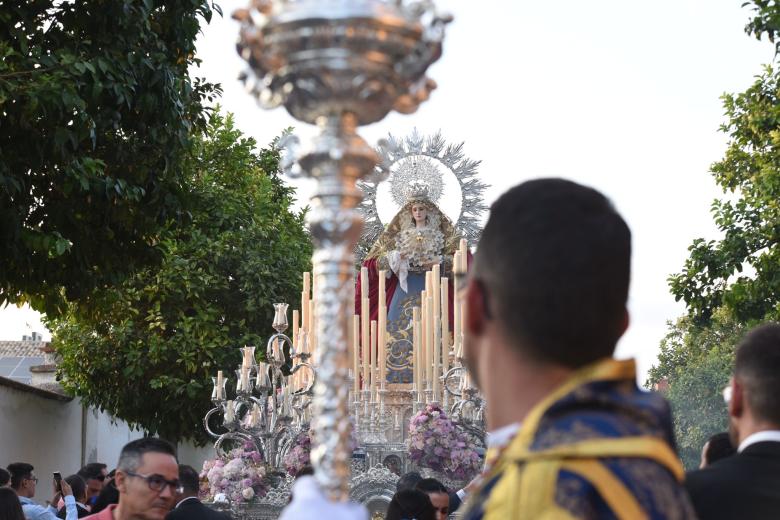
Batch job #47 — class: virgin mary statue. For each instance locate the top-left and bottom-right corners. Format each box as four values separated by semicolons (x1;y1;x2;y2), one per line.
355;189;463;383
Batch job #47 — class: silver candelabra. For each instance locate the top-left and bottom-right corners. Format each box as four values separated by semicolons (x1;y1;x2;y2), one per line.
204;304;316;470
233;0;450;501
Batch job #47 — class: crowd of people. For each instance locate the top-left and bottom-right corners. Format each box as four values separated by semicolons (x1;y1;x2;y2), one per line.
0;439;228;520
3;180;780;520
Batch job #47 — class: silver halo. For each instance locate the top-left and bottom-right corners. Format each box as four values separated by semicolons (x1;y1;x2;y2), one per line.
356;130;488;261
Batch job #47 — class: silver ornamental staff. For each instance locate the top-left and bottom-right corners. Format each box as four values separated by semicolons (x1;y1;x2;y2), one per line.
234;0;449;501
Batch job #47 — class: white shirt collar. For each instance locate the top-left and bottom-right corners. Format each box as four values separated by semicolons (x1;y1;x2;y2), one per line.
175;496;199;509
486;422;521;450
737;430;780;453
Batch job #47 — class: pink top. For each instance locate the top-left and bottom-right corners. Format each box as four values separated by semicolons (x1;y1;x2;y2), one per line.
83;504;117;520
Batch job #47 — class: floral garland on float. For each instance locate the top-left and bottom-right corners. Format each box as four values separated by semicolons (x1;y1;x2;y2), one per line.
408;404;483;483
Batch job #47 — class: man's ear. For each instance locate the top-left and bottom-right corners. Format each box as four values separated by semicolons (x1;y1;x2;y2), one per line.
619;308;630;337
729;378;744;419
465;278;488;336
114;471;127;494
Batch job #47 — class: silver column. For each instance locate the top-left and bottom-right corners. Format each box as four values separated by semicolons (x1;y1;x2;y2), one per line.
235;0;450;501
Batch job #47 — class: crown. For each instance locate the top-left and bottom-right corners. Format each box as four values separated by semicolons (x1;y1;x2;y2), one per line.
391;156;443;207
406;183;431;202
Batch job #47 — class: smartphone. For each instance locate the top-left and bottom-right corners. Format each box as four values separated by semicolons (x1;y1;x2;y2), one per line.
53;472;62;494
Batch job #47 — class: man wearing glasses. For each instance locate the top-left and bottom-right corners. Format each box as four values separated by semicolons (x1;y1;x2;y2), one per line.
83;438;180;520
7;462;77;520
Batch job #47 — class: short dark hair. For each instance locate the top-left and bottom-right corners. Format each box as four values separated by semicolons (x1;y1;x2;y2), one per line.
0;468;9;486
177;465;199;494
703;432;735;465
6;463;34;490
78;463;107;481
415;477;447;494
473;179;631;367
735;323;780;425
65;474;87;503
386;489;436;520
396;471;423;492
116;438;177;473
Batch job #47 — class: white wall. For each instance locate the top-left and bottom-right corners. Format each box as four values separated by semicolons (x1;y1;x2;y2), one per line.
0;379;216;508
0;383;83;501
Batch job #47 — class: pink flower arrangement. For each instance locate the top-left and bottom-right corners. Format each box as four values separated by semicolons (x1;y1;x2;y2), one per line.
408;404;483;481
200;441;269;504
283;431;312;476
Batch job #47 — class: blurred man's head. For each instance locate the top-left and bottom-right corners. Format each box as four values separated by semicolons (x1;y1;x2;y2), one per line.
728;323;780;445
396;471;423;493
466;179;631;384
175;465;199;502
699;432;735;468
65;474;88;504
415;478;449;520
0;468;9;487
113;438;179;520
78;462;108;501
7;463;37;498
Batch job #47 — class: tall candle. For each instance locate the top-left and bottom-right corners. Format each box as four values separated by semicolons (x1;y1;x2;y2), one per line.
432;264;441;400
353;315;360;393
360;268;370;389
370;320;378;392
453;253;462;360
413;307;423;401
216;370;224;400
302;272;310;332
441;277;449;379
308;300;316;355
420;290;428;388
378;269;387;387
292;310;299;351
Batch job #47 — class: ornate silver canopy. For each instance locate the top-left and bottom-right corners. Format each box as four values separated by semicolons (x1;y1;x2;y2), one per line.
356;130;488;261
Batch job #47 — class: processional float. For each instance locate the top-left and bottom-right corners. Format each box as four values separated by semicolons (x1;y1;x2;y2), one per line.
201;0;490;517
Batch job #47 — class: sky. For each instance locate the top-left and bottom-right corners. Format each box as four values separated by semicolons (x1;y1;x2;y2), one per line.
0;1;773;381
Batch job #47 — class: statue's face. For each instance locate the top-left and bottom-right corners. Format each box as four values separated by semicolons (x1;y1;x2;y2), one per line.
411;204;427;226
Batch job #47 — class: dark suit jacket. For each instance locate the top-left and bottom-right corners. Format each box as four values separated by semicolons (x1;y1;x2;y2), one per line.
57;503;91;518
165;498;232;520
685;440;780;520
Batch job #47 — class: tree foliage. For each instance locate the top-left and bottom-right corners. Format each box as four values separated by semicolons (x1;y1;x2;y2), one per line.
647;312;744;469
0;0;221;316
654;1;780;468
48;113;312;444
668;1;780;326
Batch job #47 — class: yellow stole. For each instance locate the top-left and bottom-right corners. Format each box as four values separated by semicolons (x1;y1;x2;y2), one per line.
467;359;684;520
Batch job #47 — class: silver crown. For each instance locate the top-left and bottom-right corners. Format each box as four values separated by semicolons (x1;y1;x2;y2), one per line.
391;156;444;207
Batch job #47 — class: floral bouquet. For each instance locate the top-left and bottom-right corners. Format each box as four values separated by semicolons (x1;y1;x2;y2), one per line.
408;404;483;482
283;431;312;476
201;441;269;504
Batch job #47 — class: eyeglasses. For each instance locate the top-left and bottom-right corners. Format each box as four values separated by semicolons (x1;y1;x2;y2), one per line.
25;475;38;483
124;471;182;494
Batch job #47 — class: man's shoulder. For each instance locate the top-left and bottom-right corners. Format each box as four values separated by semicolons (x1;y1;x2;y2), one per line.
687;443;780;490
82;504;117;520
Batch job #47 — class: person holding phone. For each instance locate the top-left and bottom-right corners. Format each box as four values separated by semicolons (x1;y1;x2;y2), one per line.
6;463;77;520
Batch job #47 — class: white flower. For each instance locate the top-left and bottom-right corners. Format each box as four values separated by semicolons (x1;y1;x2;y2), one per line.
242;487;255;500
223;458;245;479
214;493;228;503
